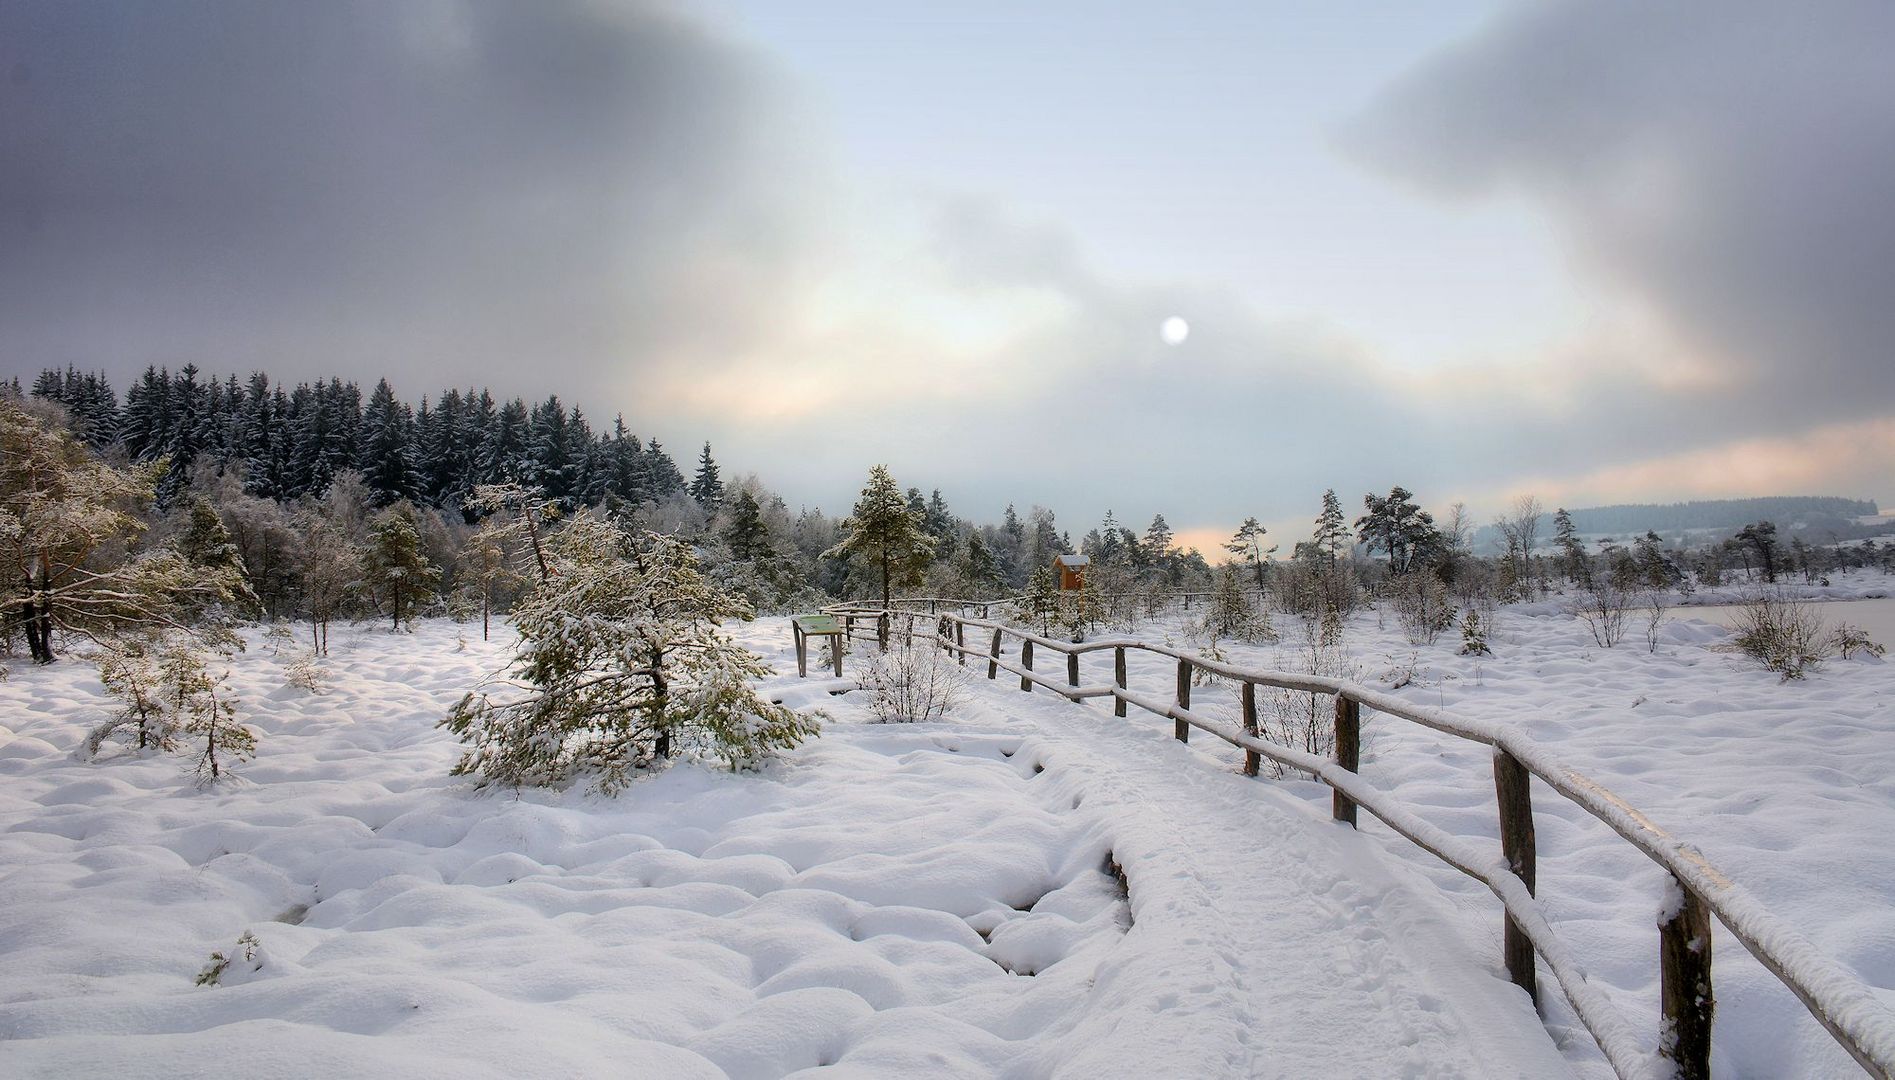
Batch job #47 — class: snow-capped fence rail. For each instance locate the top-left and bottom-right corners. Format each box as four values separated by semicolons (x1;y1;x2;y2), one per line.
822;601;1895;1080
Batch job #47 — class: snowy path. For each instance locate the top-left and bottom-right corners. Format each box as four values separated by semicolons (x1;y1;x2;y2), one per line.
759;627;1581;1078
903;666;1578;1077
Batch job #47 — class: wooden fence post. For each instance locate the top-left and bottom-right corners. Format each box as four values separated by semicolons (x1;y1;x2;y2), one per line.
988;628;1002;679
1113;647;1128;718
1241;681;1260;777
1174;659;1191;742
1021;640;1035;692
877;612;889;649
830;631;844;677
1067;651;1080;695
1333;693;1360;826
1494;749;1538;1004
955;621;966;667
1660;882;1714;1080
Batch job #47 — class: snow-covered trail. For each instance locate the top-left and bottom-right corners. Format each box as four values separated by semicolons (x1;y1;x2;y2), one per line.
757;625;1583;1078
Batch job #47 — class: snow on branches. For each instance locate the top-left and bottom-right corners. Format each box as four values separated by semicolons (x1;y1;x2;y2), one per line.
441;512;819;792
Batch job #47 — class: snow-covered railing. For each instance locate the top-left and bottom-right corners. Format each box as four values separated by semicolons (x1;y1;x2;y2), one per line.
823;601;1895;1080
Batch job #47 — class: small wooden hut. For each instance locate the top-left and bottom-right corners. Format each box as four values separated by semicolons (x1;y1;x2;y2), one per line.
1052;552;1089;591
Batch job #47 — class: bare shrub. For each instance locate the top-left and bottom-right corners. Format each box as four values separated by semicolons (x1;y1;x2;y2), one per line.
1731;592;1826;679
1829;623;1886;660
1573;578;1635;648
860;638;961;723
1641;590;1670;653
1256;619;1363;778
1390;573;1454;646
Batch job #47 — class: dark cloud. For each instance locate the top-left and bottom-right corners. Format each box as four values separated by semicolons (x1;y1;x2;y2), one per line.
0;0;818;393
1339;0;1895;418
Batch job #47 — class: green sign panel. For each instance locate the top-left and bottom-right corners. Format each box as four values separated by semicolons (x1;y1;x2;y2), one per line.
794;615;840;635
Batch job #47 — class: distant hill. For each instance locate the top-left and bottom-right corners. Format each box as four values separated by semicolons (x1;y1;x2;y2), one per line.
1473;496;1882;552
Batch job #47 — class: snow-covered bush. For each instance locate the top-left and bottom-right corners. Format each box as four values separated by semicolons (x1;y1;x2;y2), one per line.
1389;573;1454;646
195;931;261;987
87;633;252;780
859;638;961;723
441;514;821;792
284;650;325;694
1206;567;1274;643
1459;609;1491;656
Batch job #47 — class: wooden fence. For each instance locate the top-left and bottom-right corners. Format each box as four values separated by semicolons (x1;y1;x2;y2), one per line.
821;600;1895;1080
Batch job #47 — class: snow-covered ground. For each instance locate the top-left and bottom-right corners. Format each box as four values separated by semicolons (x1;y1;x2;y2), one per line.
1082;571;1895;1078
2;577;1889;1077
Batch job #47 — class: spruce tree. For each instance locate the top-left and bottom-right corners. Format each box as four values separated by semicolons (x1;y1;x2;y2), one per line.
358;378;419;505
690;442;724;508
724;489;770;561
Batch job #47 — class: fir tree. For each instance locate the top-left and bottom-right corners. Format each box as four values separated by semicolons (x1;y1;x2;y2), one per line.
724;489;771;561
1356;487;1441;575
690;442;724;508
358;378;419;505
1552;508;1591;587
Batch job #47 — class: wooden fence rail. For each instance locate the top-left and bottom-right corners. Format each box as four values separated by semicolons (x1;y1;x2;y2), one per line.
821;600;1895;1080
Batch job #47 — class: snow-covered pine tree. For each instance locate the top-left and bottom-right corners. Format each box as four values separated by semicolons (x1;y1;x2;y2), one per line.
1143;513;1174;566
827;465;933;608
1313;489;1351;560
441;515;819;790
176;496;260;618
1224;516;1274;590
605;415;649;505
365;503;442;630
1;398;249;664
157;639;251;783
85;634;176;755
690;442;724;508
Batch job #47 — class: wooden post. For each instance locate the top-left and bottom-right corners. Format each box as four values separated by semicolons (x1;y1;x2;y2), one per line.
830;632;843;677
795;623;808;678
904;612;915;645
1113;646;1127;718
1021;640;1035;692
1660;882;1714;1080
929;599;937;615
1174;659;1191;742
1494;749;1538;1005
1241;681;1260;777
1067;651;1080;694
877;612;889;649
956;621;966;667
1333;693;1360;826
988;628;1002;679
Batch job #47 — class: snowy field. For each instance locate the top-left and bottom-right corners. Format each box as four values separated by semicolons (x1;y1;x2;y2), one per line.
0;577;1890;1077
1;620;1566;1079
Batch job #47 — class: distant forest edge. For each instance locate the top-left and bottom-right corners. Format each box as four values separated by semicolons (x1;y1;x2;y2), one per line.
1472;496;1882;550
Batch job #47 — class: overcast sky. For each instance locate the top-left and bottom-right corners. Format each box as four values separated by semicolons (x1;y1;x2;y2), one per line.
3;1;1890;550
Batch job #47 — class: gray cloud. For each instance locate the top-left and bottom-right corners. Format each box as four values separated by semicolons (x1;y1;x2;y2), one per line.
0;0;819;393
1338;0;1895;420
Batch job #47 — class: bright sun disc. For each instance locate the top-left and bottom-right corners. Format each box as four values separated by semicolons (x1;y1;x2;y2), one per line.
1160;316;1189;345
